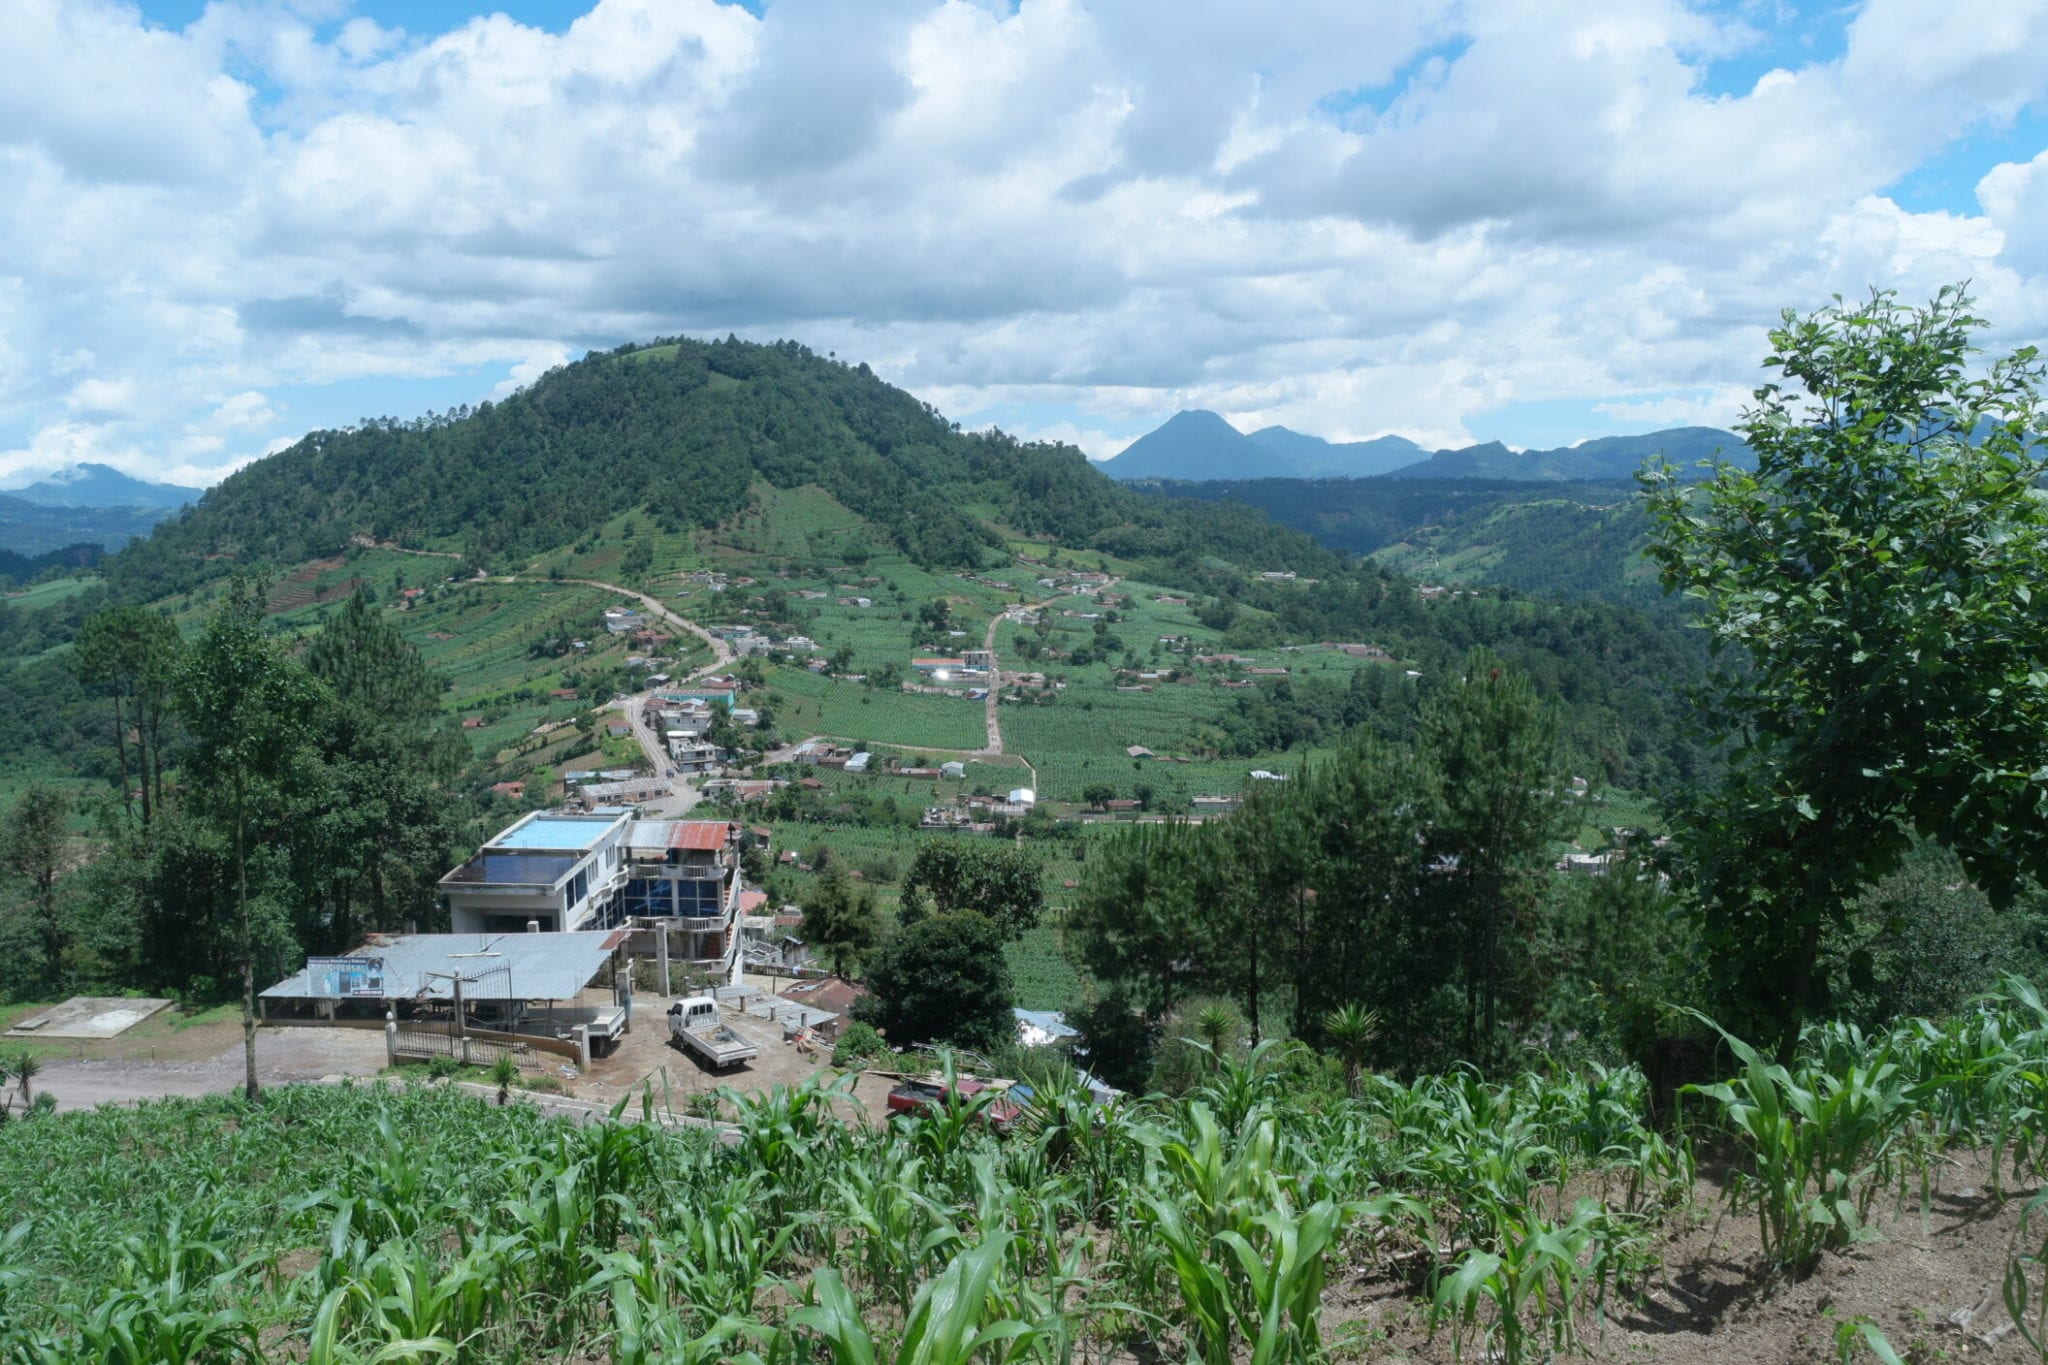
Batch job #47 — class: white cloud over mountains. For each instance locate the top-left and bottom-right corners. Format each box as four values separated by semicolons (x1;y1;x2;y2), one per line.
4;0;2048;485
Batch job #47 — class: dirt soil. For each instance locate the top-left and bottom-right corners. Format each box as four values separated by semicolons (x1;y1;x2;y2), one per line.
33;1026;391;1113
1334;1149;2046;1363
8;985;900;1123
558;988;914;1126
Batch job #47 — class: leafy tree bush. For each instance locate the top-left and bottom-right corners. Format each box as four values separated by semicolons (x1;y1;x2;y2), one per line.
1642;287;2048;1052
857;911;1014;1053
829;1020;888;1068
900;841;1045;939
800;867;881;978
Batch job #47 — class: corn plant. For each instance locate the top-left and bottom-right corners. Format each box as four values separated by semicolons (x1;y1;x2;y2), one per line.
1430;1198;1615;1365
2005;1191;2048;1361
792;1236;1051;1365
1683;1013;1920;1275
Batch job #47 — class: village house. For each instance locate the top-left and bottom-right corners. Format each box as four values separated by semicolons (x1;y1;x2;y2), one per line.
666;737;723;775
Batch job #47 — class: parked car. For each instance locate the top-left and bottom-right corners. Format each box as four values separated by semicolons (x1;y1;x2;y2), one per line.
885;1077;1023;1130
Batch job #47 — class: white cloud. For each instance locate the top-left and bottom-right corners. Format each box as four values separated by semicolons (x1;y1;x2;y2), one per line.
1001;420;1137;462
4;0;2048;488
491;345;573;400
1593;386;1749;429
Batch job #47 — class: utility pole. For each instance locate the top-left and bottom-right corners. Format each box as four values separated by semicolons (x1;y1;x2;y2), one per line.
424;967;487;1062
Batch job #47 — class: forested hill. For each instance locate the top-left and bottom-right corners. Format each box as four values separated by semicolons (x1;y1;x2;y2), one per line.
110;337;1349;600
1152;476;1662;606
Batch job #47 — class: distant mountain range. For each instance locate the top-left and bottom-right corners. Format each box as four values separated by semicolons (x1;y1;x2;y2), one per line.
1106;411;1427;481
6;463;201;509
0;465;200;555
1103;411;1751;482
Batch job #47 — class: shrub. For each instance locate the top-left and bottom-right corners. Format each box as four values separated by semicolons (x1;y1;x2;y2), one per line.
831;1021;888;1069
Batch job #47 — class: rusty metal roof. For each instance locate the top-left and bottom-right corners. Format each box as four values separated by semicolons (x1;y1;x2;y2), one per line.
670;820;732;852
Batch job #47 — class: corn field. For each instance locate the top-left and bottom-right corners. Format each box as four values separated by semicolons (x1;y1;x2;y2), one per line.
4;979;2048;1363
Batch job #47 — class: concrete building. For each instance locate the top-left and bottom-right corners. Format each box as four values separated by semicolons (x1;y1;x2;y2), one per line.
438;813;748;986
439;811;633;936
667;739;723;775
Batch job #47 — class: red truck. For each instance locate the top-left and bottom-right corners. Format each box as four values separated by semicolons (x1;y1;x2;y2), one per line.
884;1077;1024;1130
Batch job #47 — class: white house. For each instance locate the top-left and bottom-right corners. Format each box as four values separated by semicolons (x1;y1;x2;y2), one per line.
438;811;633;935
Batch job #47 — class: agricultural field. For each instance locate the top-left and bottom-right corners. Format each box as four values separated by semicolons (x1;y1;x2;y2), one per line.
752;812;1103;1013
761;665;986;751
1003;918;1091;1011
994;592;1400;805
768;753;1030;801
0;577;94;609
701;483;879;568
4;990;2045;1363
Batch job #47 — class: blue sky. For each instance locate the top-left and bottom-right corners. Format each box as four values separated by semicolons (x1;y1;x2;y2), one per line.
5;0;2048;484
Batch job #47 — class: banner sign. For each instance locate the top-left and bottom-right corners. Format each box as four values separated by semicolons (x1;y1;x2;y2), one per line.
305;956;386;998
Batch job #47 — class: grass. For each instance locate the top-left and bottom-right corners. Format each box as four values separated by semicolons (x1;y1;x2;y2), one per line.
0;998;239;1064
765;665;987;751
0;577;94;608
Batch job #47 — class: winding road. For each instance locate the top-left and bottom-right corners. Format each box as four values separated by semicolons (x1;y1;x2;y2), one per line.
360;538;1111;799
510;575;734;812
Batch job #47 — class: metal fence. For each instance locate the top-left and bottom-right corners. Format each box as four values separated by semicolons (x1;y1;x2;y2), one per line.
391;1021;551;1072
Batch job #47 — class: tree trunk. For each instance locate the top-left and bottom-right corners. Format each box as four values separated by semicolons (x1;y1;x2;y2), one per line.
145;698;165;823
1244;884;1262;1046
1779;916;1823;1067
37;872;60;978
111;692;134;827
236;773;259;1102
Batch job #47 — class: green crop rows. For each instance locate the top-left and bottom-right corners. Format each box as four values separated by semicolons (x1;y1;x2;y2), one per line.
9;985;2043;1361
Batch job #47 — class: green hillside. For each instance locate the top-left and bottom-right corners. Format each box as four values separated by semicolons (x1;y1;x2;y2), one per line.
0;340;1718;820
1152;476;1663;606
110;337;1343;601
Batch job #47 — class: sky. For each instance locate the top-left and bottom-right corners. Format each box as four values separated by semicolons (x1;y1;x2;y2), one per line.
6;0;2048;488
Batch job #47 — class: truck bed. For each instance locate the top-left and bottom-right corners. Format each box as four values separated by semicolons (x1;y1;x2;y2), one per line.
678;1023;758;1069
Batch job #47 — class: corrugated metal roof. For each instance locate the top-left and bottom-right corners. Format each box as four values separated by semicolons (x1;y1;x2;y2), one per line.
627;820;677;851
670;821;732;851
261;931;626;1001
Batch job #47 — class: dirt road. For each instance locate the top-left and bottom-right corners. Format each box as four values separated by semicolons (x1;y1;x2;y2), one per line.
469;572;736;813
36;1028;391;1113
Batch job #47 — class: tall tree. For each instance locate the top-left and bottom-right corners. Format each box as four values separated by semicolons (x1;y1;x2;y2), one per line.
900;841;1045;938
69;606;183;827
1290;736;1443;1053
301;592;468;946
1642;287;2048;1053
177;577;330;1100
1;785;70;980
1067;819;1216;1018
1422;648;1567;1063
801;865;881;977
858;911;1015;1053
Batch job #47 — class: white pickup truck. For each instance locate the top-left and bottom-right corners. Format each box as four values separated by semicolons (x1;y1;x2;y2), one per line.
667;996;759;1070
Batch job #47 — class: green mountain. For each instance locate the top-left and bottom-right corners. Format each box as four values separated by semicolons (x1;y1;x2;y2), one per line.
10;462;200;509
1150;476;1664;606
1246;425;1428;477
1383;427;1751;480
0;492;180;555
1104;411;1426;481
1106;411;1750;484
114;341;1349;599
24;335;1711;805
1102;410;1286;480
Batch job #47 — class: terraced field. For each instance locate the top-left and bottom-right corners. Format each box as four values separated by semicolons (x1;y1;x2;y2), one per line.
0;577;95;609
762;664;987;750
